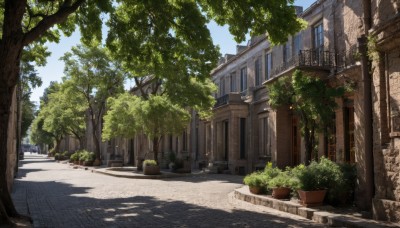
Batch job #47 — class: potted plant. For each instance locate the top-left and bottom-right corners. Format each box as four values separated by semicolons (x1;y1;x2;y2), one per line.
143;159;160;175
70;152;80;164
294;159;332;207
268;171;294;199
83;151;96;166
243;172;267;194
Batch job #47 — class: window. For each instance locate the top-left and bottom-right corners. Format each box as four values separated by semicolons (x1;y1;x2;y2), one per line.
259;117;270;157
314;23;323;49
293;34;302;56
239;118;246;159
219;77;225;96
283;41;291;65
240;67;247;92
265;52;272;80
230;72;236;92
255;57;262;86
313;22;324;65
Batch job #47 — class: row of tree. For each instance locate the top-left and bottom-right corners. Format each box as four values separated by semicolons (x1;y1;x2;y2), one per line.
31;44;217;163
0;0;305;225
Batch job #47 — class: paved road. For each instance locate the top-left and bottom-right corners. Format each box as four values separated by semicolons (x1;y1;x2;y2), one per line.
12;156;324;228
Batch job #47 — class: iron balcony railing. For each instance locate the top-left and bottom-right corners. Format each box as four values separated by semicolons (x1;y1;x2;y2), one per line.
214;94;229;108
270;48;335;78
269;46;360;78
213;93;244;109
336;44;360;71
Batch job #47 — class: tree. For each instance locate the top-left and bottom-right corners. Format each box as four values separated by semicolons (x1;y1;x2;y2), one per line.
1;0;304;224
103;93;191;162
267;70;344;165
61;44;125;160
31;83;66;153
33;81;87;151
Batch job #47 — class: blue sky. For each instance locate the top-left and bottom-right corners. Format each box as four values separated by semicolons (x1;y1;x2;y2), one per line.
31;0;315;104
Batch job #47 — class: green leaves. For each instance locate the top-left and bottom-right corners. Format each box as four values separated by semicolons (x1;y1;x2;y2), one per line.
103;93;191;141
268;70;344;163
198;0;306;44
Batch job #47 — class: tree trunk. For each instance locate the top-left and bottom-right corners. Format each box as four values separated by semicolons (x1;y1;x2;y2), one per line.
53;138;62;154
152;137;159;163
0;85;19;225
91;117;101;160
0;1;26;222
304;125;312;166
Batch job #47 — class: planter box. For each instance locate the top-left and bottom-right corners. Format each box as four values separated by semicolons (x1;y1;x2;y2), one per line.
272;187;291;199
297;189;327;207
143;165;160;175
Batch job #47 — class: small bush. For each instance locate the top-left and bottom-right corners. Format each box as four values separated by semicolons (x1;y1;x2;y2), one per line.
54;153;61;160
143;159;157;166
243;172;268;188
268;171;297;189
264;162;281;179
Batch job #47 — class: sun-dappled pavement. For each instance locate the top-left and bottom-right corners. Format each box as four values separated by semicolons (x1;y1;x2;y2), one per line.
12;157;324;228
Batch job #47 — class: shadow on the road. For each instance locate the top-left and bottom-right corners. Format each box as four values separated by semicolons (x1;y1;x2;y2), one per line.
13;179;323;227
15;169;45;179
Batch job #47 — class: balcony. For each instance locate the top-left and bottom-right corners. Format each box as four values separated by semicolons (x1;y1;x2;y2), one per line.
336;44;360;72
270;48;335;78
214;93;244;109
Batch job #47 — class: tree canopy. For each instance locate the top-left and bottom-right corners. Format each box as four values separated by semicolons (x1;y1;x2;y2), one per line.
103;93;191;162
267;70;344;165
1;0;306;224
61;44;125;159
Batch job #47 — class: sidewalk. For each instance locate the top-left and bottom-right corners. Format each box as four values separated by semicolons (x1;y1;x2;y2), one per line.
62;161;205;179
234;186;399;228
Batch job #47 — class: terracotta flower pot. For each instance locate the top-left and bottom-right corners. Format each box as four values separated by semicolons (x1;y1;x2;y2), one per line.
297;189;327;207
249;186;263;194
272;187;291;199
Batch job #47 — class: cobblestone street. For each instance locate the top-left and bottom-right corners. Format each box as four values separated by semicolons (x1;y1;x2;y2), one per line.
12;156;324;228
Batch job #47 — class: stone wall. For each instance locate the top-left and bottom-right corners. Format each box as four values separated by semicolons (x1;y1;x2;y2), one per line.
370;1;400;221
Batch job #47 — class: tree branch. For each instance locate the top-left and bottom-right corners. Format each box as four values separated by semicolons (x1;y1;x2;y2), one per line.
22;0;86;46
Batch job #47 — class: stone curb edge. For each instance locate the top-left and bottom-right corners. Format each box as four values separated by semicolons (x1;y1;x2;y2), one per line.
234;186;399;228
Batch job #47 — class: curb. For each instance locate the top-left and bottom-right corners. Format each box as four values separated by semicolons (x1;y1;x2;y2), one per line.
91;168;204;179
234;186;399;227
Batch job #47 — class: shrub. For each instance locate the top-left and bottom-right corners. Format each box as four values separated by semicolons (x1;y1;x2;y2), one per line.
243;172;268;188
143;159;157;166
62;151;70;159
328;163;356;205
263;162;281;179
79;151;88;161
295;157;340;191
70;151;81;162
54;153;61;160
292;157;356;205
87;152;96;162
268;171;297;189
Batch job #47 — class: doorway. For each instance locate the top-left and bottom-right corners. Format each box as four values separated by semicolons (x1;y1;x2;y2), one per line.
291;117;300;165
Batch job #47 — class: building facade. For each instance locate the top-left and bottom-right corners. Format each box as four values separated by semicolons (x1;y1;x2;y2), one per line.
192;0;399;222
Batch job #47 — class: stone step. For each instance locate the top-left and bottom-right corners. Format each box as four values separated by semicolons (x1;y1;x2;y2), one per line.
234;186;399;227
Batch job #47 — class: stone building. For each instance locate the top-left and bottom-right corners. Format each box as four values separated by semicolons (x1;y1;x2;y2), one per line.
368;0;400;222
193;0;399;222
